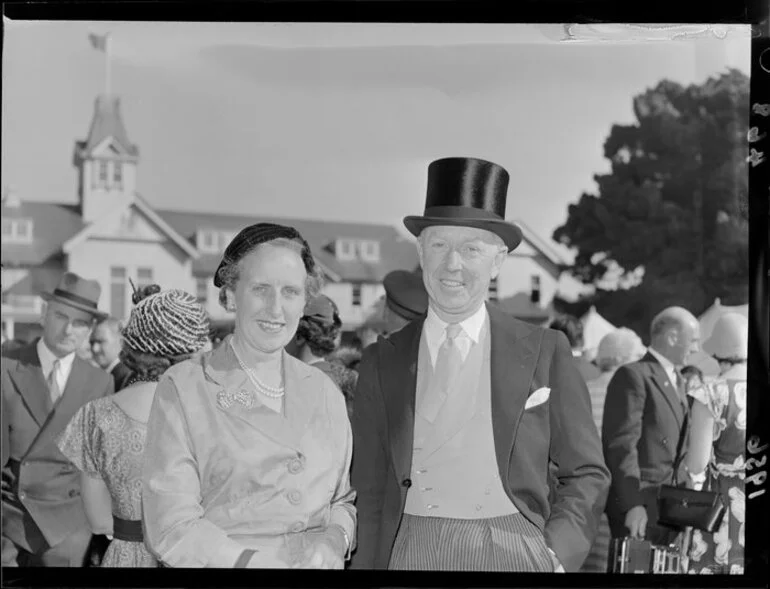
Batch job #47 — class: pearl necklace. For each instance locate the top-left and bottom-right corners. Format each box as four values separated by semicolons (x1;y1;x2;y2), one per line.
230;340;285;398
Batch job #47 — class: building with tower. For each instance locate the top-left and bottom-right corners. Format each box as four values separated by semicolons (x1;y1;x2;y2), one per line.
2;92;583;342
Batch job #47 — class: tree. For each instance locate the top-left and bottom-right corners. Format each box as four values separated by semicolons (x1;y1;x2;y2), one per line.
553;69;749;340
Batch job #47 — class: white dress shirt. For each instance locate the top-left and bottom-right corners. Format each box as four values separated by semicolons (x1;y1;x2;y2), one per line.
37;338;76;397
423;303;487;366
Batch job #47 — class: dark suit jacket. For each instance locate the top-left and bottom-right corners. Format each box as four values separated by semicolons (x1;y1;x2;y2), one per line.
110;361;133;392
1;341;114;552
601;352;688;539
350;304;610;572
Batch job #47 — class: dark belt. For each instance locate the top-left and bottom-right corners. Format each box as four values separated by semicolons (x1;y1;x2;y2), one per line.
113;515;144;542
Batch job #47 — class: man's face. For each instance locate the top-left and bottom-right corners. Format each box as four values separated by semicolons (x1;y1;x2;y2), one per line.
417;225;506;323
41;301;95;358
90;323;122;369
670;319;701;366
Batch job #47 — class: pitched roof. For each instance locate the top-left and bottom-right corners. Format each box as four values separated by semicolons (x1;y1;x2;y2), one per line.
61;194;199;260
1;201;84;266
512;218;567;267
157;209;419;282
75;94;139;159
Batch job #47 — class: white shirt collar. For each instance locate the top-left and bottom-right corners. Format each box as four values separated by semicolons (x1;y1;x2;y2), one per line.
423;303;487;365
37;338;76;386
105;358;121;373
647;346;679;388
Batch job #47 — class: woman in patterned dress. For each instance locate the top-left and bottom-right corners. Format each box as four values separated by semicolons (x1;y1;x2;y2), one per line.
684;313;748;575
56;286;210;567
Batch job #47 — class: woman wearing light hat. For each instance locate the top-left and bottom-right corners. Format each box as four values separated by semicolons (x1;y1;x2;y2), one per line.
56;285;210;567
684;312;748;574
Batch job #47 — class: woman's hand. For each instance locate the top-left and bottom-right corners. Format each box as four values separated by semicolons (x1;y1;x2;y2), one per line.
290;526;346;569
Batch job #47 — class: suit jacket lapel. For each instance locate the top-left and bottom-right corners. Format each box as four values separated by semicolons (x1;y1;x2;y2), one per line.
203;338;311;453
487;304;540;481
38;357;93;446
9;342;52;427
382;318;423;480
644;353;686;427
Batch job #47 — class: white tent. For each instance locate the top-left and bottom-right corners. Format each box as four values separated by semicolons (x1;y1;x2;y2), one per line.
581;306;616;361
698;297;749;342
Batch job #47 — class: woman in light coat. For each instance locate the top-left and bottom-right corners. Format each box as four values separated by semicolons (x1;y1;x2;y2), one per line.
141;223;356;569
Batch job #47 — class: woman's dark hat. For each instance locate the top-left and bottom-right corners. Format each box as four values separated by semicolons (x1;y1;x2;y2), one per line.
213;223;315;287
41;272;108;320
383;270;428;321
403;157;522;251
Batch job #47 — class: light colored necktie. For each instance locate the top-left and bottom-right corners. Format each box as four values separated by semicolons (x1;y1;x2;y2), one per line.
48;359;62;405
419;324;464;423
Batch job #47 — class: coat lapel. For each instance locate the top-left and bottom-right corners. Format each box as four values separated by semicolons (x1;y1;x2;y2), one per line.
203;337;313;453
38;357;94;446
487;305;540;480
382;319;423;480
8;342;52;428
643;353;686;427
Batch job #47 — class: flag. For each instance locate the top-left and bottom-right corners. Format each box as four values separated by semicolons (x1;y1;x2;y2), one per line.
88;33;109;52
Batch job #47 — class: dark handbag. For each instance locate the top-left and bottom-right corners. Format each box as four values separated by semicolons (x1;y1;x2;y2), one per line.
656;410;727;533
657;482;726;533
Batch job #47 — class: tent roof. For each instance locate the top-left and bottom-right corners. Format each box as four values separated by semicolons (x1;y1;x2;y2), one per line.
581;305;617;351
698;297;749;341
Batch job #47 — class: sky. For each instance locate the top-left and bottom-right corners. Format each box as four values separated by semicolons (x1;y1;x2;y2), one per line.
1;21;752;259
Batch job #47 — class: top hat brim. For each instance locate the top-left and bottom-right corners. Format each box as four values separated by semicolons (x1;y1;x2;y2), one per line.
403;213;522;252
41;291;108;320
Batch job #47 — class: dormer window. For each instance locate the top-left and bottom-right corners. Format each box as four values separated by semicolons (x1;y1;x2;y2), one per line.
359;240;380;263
1;218;33;244
335;238;357;261
197;229;220;254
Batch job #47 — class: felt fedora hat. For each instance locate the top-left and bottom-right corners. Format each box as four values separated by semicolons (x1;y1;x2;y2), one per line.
383;270;428;321
41;272;108;319
403;157;523;251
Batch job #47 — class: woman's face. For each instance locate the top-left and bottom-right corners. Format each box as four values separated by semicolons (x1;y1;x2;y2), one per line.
227;243;308;356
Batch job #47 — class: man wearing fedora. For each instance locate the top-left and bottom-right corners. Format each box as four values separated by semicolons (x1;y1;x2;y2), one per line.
350;157;609;572
381;269;429;335
1;272;114;566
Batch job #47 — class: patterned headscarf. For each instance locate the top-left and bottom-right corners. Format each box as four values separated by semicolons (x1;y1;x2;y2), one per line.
213;223;316;287
122;288;210;357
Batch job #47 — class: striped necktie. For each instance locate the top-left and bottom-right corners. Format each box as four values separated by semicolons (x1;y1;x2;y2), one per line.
419;324;464;423
48;359;62;405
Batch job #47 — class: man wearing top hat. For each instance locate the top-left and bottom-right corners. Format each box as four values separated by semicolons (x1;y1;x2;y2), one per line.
1;273;114;566
350;157;610;572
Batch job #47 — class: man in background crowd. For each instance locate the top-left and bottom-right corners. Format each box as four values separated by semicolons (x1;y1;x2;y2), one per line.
90;317;133;392
549;315;601;382
1;273;114;566
602;306;700;547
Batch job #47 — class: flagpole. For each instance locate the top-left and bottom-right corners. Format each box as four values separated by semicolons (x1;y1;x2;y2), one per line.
105;33;112;95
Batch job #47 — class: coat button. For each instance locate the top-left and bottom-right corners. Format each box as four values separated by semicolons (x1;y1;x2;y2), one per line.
290;521;304;533
402;478;412;488
287;490;302;505
287;459;303;475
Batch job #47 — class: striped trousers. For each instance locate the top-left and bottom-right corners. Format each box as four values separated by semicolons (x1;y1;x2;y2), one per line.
389;512;554;572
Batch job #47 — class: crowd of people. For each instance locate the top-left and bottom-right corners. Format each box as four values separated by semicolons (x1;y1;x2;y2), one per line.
1;157;748;574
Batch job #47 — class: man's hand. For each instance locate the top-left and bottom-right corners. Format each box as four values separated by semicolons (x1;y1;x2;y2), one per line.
624;505;648;539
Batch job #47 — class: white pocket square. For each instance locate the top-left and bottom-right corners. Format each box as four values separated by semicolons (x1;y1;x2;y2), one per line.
525;387;550;410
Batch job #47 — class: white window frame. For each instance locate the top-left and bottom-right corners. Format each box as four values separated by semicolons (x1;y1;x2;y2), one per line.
1;219;34;244
195;276;209;305
113;161;123;188
352;283;362;307
197;229;220;254
359;240;380;263
136;267;154;290
110;266;127;320
336;238;357;261
530;274;542;304
488;277;498;302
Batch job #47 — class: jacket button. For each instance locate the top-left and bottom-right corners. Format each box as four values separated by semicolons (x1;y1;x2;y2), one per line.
402;478;412;488
18;492;26;500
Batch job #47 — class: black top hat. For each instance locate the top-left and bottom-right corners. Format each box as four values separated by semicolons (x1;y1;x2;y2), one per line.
403;157;522;251
383;270;428;321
